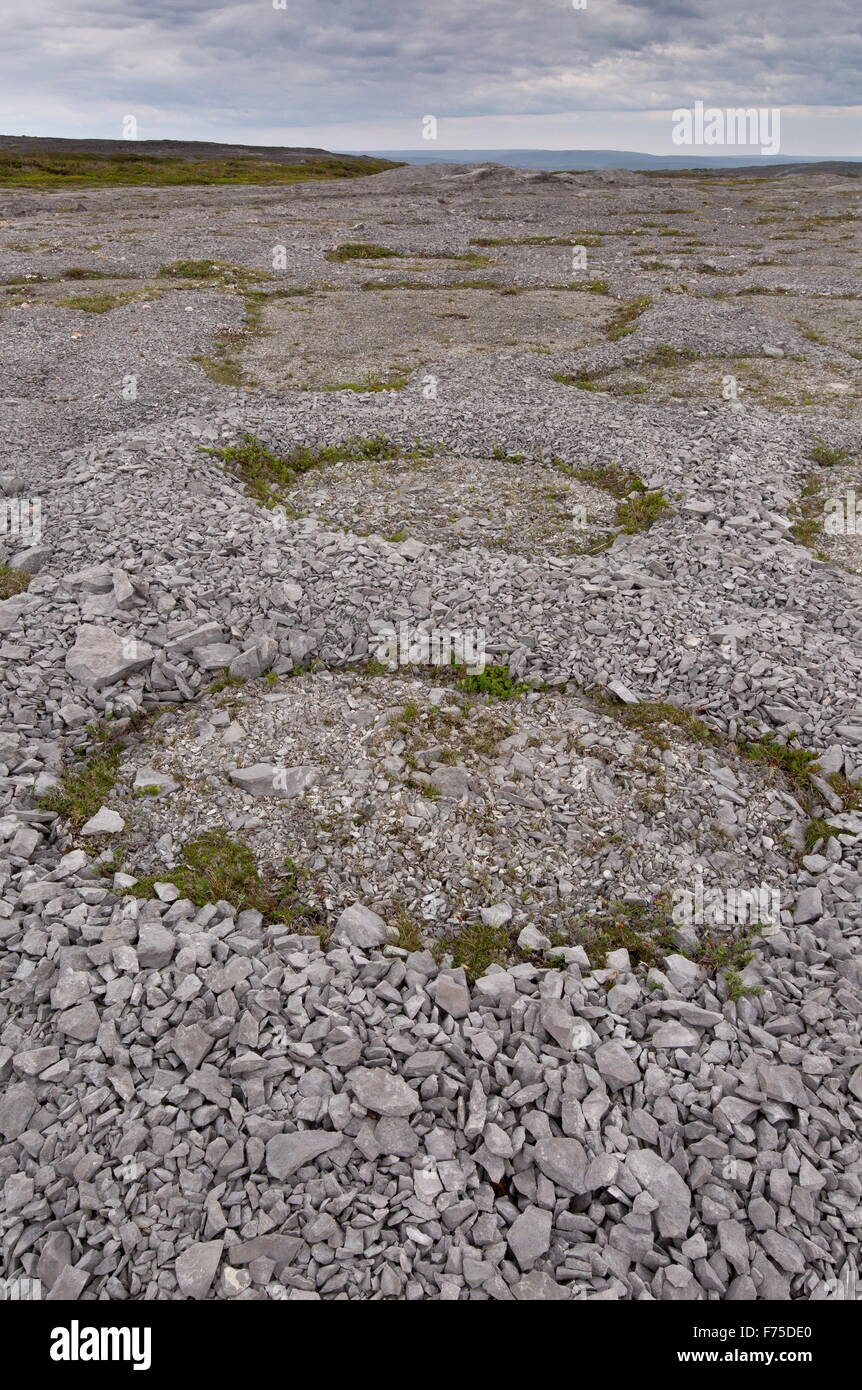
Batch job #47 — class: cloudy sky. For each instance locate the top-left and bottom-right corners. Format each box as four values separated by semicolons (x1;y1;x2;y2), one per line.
2;0;860;154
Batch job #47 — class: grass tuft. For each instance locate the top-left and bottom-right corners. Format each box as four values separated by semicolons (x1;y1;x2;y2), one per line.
126;827;321;928
0;563;31;600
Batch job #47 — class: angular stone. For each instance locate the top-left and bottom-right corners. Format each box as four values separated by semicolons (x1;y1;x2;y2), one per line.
518;924;551;952
229;637;278;680
507;1204;552;1268
348;1067;420;1116
334;902;397;949
80;806;125;836
432;973;471;1018
265;1129;343;1180
625;1149;691;1240
583;1153;619;1192
594;1040;641;1090
132;767;178;796
172;1023;214;1071
56;1001;100;1041
65;624;154;687
512;1270;570;1300
0;1082;36;1140
175;1239;223;1299
756;1062;810;1110
534;1137;588;1193
137;921;176;970
229;762;319;798
480;902;512;928
374;1117;419;1157
794;887;823;924
650;1021;700;1049
540;999;597;1051
191;642;241;671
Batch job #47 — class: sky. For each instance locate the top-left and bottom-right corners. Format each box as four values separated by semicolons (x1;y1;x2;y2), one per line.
1;0;861;155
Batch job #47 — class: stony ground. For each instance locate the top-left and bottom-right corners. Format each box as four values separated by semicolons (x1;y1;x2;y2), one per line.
1;160;862;1302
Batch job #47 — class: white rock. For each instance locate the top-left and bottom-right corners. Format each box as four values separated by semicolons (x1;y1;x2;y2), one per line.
80;806;125;836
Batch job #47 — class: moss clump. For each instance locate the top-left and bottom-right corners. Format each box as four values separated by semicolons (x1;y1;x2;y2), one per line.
803;817;841;855
159;259;269;285
470;234;603;248
569;462;646;499
740;736;820;785
127;828;320;928
0;150;398;189
62;266;113;280
789;475;825;551
54;292;136;312
393;913;424;952
325;243;399;262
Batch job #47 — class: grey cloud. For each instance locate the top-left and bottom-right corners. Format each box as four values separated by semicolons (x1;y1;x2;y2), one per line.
1;0;860;136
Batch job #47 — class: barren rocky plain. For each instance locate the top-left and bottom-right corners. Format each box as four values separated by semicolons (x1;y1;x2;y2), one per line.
1;156;862;1302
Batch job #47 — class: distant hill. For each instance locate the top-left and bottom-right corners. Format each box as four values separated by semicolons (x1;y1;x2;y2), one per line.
358;148;862;176
0;136;401;188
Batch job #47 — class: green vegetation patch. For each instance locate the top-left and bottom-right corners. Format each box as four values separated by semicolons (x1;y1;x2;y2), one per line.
0;564;31;600
53;291;137;312
615;488;671;534
808;437;852;468
204;433;425;507
325;243;400;262
126;827;320;929
159;258;270;285
606;295;652;340
0;150;400;190
456;664;531;701
41;745;122;831
439;919;511;981
470;234;603;248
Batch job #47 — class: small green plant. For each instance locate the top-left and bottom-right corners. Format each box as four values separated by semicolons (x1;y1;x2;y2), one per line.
470;234;603;248
808;438;851;468
456;664;530;701
209;669;246;693
740;736;820;783
789;475;825;552
62;266;113;280
595;697;720;751
641;343;697;368
803;817;841;855
393;912;424;952
695;925;765;1000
